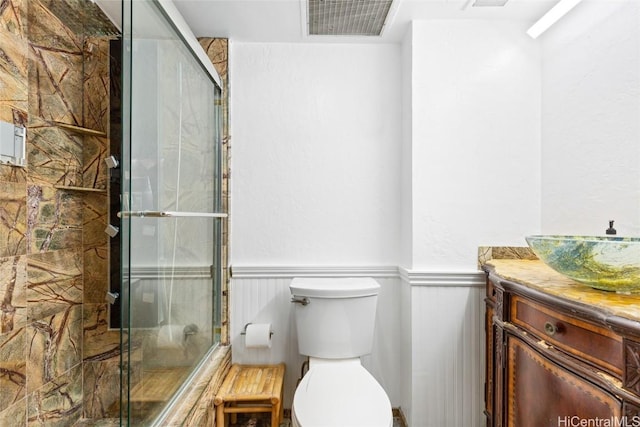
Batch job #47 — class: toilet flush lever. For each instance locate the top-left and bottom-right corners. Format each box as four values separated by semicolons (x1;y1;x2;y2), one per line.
291;296;310;306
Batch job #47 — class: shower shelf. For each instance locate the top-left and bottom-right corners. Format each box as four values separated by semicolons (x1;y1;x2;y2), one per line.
51;122;108;194
53;121;107;137
54;185;106;193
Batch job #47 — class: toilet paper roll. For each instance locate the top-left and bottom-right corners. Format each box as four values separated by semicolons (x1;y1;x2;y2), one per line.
244;323;272;348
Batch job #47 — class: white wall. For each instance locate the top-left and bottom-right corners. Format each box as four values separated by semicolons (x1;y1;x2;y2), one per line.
228;6;640;425
229;20;542;427
230;42;402;266
409;20;542;271
229;42;403;409
402;20;541;427
541;0;640;236
400;25;415;425
400;24;415;270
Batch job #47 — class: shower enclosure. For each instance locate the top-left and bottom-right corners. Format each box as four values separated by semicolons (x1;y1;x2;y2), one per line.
118;0;225;424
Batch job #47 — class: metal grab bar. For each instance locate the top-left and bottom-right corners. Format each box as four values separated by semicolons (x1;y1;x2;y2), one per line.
117;210;228;219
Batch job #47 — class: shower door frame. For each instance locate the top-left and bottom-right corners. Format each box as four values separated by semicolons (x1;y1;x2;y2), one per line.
120;1;226;424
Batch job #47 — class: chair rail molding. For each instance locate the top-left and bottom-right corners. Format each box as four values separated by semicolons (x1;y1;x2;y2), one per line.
398;267;486;287
231;265;486;287
230;265;399;279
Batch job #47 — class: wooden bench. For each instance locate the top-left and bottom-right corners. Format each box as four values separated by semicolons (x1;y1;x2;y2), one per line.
214;363;286;427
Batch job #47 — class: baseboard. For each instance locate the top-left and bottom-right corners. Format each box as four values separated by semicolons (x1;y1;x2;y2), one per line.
393;407;408;427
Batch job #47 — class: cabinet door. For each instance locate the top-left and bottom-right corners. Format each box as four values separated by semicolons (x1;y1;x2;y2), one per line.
506;334;622;427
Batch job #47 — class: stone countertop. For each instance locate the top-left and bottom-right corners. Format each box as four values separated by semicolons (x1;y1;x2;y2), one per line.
483;258;640;323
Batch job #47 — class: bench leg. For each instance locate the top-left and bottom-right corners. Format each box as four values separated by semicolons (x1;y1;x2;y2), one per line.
216;404;225;427
272;402;281;427
230;403;237;424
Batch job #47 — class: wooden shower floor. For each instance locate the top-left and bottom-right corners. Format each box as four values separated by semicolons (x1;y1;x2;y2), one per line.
129;367;190;403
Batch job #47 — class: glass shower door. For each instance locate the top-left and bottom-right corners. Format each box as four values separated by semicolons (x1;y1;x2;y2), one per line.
120;1;223;424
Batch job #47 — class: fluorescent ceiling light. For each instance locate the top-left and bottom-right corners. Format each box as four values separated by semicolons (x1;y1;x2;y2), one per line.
526;0;584;39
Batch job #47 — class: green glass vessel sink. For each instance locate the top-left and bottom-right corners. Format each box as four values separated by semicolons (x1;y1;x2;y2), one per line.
525;235;640;293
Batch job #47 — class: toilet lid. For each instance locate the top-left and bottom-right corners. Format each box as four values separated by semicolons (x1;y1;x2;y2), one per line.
293;363;392;427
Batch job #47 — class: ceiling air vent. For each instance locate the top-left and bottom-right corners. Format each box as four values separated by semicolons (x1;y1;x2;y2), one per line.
308;0;394;36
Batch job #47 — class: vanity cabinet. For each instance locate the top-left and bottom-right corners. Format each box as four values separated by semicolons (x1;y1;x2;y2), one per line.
484;262;640;427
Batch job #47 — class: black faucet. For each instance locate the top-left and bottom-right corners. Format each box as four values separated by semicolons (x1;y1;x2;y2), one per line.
606;220;616;235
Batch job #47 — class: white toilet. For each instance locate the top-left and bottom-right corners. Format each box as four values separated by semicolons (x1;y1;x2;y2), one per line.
289;277;392;427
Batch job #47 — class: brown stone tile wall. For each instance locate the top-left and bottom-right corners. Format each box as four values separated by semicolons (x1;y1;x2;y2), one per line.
0;0;111;424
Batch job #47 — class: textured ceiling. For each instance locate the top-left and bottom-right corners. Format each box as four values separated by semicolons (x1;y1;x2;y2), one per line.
94;0;559;43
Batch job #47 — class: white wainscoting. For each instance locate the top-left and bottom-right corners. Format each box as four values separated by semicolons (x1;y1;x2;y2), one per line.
230;266;486;427
401;269;486;427
230;266;401;408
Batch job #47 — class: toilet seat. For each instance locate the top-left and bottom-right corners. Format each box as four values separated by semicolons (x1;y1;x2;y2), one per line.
292;361;392;427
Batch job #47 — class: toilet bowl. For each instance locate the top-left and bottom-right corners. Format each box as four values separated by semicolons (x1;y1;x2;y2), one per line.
289;278;392;427
291;358;392;427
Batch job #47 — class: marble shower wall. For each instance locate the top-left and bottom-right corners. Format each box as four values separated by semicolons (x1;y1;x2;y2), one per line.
0;0;112;424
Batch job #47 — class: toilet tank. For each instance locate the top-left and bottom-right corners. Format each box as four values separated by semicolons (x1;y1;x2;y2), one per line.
290;278;380;359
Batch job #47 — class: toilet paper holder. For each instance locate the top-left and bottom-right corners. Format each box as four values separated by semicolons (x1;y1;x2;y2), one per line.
241;323;274;338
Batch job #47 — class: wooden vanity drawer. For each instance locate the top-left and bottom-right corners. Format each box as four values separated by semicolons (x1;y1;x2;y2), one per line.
510;295;623;376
